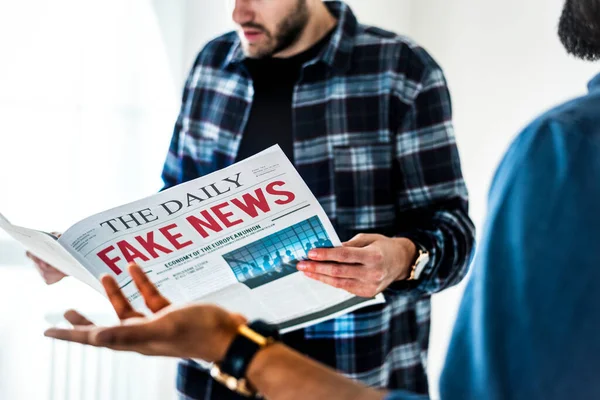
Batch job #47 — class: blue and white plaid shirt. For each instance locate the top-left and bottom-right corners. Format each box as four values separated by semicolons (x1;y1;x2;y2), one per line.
163;2;475;398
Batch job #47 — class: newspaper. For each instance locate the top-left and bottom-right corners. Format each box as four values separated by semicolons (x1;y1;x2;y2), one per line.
0;145;385;334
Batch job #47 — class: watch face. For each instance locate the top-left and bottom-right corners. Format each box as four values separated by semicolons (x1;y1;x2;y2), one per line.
413;253;430;280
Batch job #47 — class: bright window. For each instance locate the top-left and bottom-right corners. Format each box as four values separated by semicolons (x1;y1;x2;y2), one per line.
0;1;186;399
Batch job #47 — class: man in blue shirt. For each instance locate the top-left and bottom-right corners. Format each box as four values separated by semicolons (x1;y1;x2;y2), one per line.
433;0;600;397
399;0;600;397
43;0;600;399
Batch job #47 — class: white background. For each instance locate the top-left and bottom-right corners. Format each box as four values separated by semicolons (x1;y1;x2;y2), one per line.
0;1;598;399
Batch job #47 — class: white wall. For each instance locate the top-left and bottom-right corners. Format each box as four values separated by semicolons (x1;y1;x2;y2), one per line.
408;0;600;397
181;1;235;86
0;1;186;398
343;0;411;34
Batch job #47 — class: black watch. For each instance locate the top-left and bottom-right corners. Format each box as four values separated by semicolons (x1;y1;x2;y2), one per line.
210;320;280;397
220;320;280;379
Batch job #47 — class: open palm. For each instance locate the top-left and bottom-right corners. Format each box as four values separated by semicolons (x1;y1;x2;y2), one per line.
45;264;244;363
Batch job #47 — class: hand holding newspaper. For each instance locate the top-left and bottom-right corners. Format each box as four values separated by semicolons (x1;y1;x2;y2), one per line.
0;146;384;334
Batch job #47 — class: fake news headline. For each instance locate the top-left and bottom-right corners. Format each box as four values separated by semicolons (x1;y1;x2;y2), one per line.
93;172;296;275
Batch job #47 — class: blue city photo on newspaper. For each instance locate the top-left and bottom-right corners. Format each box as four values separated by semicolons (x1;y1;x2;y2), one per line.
222;215;333;289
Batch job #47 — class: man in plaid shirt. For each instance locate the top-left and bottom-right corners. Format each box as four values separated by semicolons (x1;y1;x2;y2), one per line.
30;0;475;398
161;1;475;398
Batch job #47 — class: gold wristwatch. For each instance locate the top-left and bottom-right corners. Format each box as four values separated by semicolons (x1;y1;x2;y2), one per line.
407;247;430;281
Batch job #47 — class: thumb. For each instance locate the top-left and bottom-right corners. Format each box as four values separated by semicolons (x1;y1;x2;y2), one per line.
343;233;377;248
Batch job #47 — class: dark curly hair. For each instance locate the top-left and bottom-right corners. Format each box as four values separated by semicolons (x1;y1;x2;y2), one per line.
558;0;600;61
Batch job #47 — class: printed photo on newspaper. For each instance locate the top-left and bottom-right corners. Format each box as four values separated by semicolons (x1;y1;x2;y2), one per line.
0;145;385;334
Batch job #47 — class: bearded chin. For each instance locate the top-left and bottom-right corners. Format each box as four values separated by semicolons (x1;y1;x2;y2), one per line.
558;0;600;61
271;22;306;55
264;0;309;57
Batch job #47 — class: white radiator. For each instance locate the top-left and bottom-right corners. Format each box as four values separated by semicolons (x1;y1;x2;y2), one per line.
0;268;176;400
48;339;145;400
45;313;178;400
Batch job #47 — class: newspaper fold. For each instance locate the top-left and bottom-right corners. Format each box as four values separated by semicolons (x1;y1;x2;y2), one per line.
1;145;384;334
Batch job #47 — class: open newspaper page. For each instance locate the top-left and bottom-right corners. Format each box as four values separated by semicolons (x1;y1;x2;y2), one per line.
0;214;104;293
54;145;385;333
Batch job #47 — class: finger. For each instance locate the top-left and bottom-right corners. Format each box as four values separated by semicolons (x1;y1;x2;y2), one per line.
64;310;95;326
343;233;378;248
36;261;58;273
31;262;61;283
303;272;378;298
44;326;97;346
297;261;363;279
91;337;175;358
129;264;171;312
101;274;144;320
26;253;53;271
44;326;163;357
302;271;361;293
27;254;54;271
307;246;368;264
27;252;43;265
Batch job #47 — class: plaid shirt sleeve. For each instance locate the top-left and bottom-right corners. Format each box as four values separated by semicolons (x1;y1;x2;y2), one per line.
389;56;475;295
160;53;203;191
161;119;184;190
161;87;189;190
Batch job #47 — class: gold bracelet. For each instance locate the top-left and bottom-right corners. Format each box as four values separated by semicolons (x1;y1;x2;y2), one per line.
210;363;260;398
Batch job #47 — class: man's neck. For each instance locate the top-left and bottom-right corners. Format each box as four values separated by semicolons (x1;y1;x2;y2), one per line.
273;2;337;58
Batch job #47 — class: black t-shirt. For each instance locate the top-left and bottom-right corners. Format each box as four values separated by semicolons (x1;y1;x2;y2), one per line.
235;29;335;164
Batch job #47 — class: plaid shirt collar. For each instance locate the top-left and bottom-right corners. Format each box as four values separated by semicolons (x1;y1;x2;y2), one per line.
223;1;357;73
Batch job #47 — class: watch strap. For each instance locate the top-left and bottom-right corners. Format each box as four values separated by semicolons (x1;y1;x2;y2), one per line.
219;320;279;380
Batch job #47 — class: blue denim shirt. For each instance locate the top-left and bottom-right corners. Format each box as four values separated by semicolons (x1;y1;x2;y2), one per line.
387;72;600;400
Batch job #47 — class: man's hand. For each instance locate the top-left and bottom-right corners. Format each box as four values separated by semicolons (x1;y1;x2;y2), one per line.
297;234;417;298
26;232;67;285
44;264;245;362
27;252;67;285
